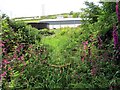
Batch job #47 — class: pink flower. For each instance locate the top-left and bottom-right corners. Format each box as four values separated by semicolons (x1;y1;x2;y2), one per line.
82;41;88;50
0;43;4;47
0;40;5;47
2;48;6;53
0;72;6;80
2;59;10;64
8;67;12;70
84;41;88;45
1;72;7;77
13;53;17;59
16;48;20;53
16;44;24;52
82;41;88;45
20;55;24;60
20;44;24;49
18;57;21;60
81;56;84;62
0;40;3;44
18;55;24;61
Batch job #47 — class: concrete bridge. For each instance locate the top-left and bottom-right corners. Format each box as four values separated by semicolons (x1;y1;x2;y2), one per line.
39;18;81;29
28;18;82;29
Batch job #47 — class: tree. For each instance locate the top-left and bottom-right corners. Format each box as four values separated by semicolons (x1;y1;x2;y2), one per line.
80;1;101;24
69;11;73;15
73;12;79;18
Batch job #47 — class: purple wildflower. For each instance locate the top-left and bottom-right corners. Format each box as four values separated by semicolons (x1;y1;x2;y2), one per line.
113;25;119;48
116;2;120;22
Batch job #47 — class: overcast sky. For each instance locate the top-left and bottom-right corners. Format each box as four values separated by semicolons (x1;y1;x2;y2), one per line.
0;0;100;18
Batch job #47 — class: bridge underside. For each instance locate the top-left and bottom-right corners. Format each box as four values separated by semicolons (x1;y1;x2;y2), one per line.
40;20;81;25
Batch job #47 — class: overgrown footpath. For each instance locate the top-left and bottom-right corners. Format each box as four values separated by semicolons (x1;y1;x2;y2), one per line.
1;2;120;89
0;17;120;89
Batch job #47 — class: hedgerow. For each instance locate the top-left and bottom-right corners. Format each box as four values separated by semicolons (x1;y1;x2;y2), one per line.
1;1;120;89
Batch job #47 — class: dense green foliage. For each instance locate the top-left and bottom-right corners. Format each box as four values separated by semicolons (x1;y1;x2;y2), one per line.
1;1;120;89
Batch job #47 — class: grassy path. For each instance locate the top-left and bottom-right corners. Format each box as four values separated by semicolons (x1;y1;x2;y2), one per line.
41;30;69;65
41;28;81;65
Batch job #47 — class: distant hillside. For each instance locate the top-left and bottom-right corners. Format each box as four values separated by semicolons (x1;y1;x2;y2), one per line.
13;12;81;23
